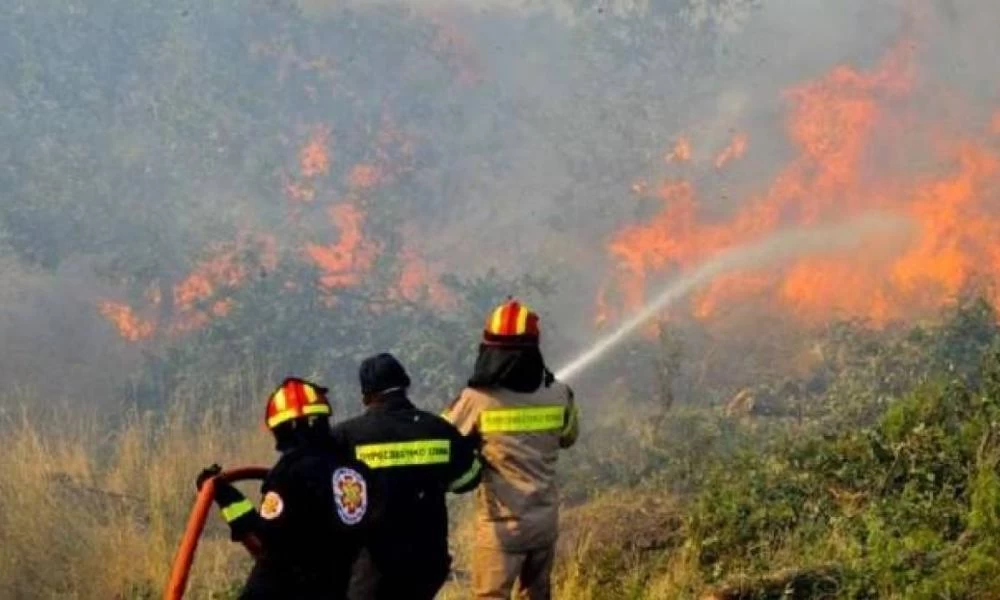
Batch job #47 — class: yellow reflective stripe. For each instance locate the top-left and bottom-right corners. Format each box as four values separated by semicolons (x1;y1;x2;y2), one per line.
221;499;254;523
479;406;566;434
304;385;318;404
302;404;330;416
449;457;481;491
355;440;451;469
267;409;298;427
272;388;288;412
267;405;330;427
515;306;529;334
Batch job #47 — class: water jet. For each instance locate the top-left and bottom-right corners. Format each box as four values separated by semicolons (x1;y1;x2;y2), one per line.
554;213;912;382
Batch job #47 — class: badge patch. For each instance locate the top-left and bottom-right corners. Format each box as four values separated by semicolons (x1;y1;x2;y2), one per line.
332;467;367;525
260;491;284;520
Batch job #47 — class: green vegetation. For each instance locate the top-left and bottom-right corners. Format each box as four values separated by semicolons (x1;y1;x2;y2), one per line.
3;1;999;598
541;297;1000;599
4;298;1000;598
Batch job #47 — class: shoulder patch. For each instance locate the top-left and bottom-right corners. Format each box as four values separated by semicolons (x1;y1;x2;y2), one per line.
332;467;367;526
260;491;284;520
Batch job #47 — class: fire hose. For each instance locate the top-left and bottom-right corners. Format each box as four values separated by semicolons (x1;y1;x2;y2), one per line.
164;466;269;600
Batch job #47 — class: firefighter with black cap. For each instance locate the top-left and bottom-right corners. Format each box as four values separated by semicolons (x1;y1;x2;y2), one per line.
442;299;579;600
195;377;375;600
330;352;482;600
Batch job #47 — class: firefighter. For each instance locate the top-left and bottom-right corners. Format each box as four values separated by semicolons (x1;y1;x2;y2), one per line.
442;299;579;600
195;377;374;600
329;353;482;600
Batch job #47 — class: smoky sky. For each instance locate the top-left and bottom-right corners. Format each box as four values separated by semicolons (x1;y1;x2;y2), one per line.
2;0;998;404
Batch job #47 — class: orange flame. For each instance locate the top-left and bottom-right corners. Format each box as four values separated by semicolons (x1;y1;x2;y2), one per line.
299;127;331;178
714;132;748;169
396;231;456;308
665;137;692;163
98;301;156;342
306;203;375;289
99;235;277;339
602;38;1000;328
169;237;276;334
102;106;445;341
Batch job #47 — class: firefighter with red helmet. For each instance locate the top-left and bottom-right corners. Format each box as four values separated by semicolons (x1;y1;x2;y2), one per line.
442;300;579;600
330;353;482;600
196;377;376;600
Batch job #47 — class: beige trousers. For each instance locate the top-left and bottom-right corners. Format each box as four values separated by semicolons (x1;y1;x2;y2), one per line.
472;544;556;600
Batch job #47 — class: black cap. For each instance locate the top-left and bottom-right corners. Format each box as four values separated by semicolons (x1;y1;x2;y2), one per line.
359;353;411;396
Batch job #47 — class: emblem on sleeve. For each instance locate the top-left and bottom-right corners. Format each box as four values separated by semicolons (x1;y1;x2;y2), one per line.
260;491;284;520
332;467;367;525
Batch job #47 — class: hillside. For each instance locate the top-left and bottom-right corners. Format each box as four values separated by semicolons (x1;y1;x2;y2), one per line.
3;1;1000;598
3;298;1000;598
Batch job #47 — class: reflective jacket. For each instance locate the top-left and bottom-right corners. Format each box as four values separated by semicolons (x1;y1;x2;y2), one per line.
443;380;579;552
329;392;482;599
213;443;374;600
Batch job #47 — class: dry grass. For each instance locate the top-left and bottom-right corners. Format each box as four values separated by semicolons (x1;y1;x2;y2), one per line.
0;396;269;599
0;396;694;599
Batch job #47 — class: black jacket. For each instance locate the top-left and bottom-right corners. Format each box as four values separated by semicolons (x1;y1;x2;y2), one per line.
329;392;481;599
214;442;376;600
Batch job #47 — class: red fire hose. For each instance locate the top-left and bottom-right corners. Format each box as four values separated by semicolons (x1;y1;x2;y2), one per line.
164;466;269;600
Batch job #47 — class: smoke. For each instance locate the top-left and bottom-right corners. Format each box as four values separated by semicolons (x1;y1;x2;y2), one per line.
555;212;914;381
3;0;1000;407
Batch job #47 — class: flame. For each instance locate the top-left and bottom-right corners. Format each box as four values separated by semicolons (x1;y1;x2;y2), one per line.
100;67;453;342
714;132;748;169
99;234;277;339
306;203;375;289
396;231;456;308
284;127;332;203
665;137;692;163
98;301;155;342
169;237;276;333
602;37;1000;327
299;127;331;178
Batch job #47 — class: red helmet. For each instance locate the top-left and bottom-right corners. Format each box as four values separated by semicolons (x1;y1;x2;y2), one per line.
482;299;540;347
264;378;331;429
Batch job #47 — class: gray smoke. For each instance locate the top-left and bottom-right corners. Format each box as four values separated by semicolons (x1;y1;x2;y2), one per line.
3;0;998;406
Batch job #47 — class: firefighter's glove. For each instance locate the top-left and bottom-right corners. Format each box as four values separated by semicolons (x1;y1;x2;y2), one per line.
196;463;223;492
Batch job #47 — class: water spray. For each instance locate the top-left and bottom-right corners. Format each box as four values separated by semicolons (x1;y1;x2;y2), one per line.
554;213;913;382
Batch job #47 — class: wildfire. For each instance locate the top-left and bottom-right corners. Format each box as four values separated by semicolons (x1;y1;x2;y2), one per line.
99;235;277;341
306;203;375;289
396;230;456;308
98;301;155;342
714;132;748;169
299;127;331;178
665;137;692;163
601;37;1000;328
100;27;447;344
